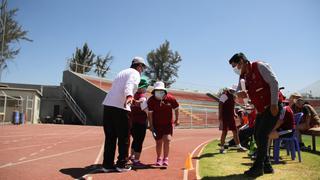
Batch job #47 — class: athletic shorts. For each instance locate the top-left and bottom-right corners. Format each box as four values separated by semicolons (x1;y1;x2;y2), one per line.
153;124;173;140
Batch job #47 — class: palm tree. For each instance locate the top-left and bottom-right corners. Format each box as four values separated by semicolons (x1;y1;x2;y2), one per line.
145;40;182;87
0;0;32;80
69;43;95;74
94;53;113;78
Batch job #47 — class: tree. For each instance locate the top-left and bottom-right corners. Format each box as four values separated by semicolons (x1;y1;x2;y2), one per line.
69;43;95;74
0;0;32;80
94;53;113;78
144;40;182;88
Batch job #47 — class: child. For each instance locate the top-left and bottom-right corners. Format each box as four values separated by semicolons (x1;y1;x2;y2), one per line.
269;104;295;140
147;81;179;166
228;107;256;148
219;87;247;153
129;78;149;167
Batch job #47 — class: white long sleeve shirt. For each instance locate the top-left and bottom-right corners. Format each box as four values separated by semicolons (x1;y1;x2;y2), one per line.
102;68;140;111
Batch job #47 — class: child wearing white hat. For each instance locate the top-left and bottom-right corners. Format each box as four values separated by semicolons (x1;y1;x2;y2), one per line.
147;81;180;166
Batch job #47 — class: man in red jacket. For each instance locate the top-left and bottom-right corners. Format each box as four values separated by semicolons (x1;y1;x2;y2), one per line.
229;53;280;177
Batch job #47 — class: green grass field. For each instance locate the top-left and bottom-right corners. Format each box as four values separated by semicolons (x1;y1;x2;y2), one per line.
199;135;320;180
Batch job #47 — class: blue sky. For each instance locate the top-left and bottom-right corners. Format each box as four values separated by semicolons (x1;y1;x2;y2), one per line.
3;0;320;95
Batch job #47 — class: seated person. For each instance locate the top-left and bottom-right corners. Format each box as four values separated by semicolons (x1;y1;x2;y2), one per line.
228;107;256;148
269;105;295;140
235;108;246;128
295;98;320;147
289;92;302;114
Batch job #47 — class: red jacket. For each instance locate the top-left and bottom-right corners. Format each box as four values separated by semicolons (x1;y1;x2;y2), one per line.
244;62;271;113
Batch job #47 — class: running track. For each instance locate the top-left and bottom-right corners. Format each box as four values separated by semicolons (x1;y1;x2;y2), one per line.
0;124;220;180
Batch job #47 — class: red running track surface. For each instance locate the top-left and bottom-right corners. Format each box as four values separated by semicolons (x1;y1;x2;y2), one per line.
0;124;220;180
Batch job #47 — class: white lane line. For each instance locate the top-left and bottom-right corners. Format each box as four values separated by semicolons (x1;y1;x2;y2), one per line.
0;145;100;169
183;139;214;180
0;133;59;138
30;153;37;156
196;140;213;180
18;157;27;161
85;141;105;180
0;132;95;138
0;163;13;168
0;143;51;151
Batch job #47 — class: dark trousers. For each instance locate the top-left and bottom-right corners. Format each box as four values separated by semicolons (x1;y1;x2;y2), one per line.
253;105;280;169
102;106;130;168
131;122;147;153
228;127;254;148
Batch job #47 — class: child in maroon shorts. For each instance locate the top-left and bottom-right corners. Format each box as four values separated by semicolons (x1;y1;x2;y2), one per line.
147;81;179;166
219;88;247;153
129;78;149;166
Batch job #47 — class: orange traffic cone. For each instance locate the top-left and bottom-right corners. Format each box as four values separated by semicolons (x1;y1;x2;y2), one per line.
184;153;193;170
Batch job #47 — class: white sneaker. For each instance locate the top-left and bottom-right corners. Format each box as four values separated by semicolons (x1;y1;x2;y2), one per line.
237;146;248;152
116;165;132;172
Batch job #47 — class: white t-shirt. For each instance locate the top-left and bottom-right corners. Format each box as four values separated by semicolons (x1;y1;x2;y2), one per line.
219;94;228;103
140;97;148;110
102;68;140;111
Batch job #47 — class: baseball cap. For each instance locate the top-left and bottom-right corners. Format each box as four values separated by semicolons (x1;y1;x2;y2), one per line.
138;78;149;89
132;57;148;67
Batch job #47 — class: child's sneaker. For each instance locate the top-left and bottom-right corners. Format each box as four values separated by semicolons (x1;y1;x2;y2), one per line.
162;157;169;166
237;146;248;152
129;156;135;163
155;158;162;166
219;148;226;154
133;160;146;167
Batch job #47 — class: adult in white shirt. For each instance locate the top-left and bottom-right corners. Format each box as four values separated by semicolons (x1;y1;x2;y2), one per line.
101;57;147;172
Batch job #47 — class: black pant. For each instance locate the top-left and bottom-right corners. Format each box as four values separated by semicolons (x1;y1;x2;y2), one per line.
228;127;254;148
253;105;281;169
131;122;147;153
102;106;130;168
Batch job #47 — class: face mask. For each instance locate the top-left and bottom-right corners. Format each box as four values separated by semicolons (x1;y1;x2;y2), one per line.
155;91;165;100
233;66;241;75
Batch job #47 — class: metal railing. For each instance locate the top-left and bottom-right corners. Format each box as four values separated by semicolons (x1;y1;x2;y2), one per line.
178;103;219;128
62;86;87;125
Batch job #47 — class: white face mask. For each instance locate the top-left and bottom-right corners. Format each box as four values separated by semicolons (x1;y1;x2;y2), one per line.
233;66;241;75
155;91;165;100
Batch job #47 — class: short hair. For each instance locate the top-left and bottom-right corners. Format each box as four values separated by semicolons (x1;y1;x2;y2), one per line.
229;52;249;64
130;63;140;69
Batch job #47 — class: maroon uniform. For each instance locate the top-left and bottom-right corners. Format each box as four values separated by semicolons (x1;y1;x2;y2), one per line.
220;91;237;131
278;106;295;130
130;92;147;125
147;94;179;140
